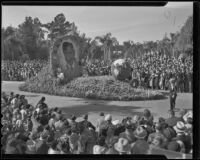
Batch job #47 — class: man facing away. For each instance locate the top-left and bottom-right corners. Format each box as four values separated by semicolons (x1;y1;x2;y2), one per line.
169;78;177;112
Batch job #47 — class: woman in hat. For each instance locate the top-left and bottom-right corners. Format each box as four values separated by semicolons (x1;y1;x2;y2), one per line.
113;138;131;154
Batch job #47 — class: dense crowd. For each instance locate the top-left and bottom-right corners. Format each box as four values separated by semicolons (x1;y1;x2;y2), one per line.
83;59;111;76
1;60;48;81
2;91;193;155
84;54;193;93
129;53;193;92
1;53;193;93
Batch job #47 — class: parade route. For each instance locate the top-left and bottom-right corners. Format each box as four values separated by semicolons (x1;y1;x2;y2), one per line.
2;81;192;126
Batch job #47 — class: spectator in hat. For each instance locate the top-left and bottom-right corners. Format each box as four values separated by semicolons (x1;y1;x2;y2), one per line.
113;138;131;154
147;122;168;148
185;117;193;133
119;124;136;144
140;109;154;126
167;141;184;153
131;140;150;154
20;105;27;121
35;132;49;154
48;140;60;154
169;78;177;111
48;114;56;130
69;127;79;154
133;126;148;141
26;132;37;154
93;136;107;154
98;114;112;138
79;114;96;131
60;141;71;154
165;110;180;127
69;115;78;130
8;92;14;105
11;94;20;109
27;117;33;132
173;121;187;135
96;112;105;133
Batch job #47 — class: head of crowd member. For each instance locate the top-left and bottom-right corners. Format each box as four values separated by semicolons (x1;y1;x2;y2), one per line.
99;112;104;117
41;97;46;103
131;140;150;154
15;94;20;99
93;136;107;154
114;138;131;154
83;114;88;121
167;141;182;152
185;117;193;132
173;121;187;135
162;127;177;141
54;107;58;113
105;114;112;123
71;115;76;122
132;115;140;126
178;109;187;119
133;126;148;140
59;141;70;154
10;92;14;98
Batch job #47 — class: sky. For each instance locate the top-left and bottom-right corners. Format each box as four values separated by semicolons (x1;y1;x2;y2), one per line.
2;2;193;44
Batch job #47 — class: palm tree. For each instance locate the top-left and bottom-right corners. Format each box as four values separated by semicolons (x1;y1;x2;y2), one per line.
123;40;133;59
95;33;118;64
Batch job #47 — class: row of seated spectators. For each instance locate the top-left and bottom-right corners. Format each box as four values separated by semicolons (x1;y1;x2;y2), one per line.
1;91;193;156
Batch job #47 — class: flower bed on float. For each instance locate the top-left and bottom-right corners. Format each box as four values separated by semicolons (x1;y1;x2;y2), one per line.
19;67;165;101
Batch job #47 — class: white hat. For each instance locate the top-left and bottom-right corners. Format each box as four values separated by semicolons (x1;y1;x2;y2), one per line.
93;145;106;154
105;114;112;121
114;138;131;153
112;120;120;125
173;121;186;133
183;111;193;122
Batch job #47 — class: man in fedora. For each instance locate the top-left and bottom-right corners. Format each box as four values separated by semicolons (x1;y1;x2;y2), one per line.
169;78;177;111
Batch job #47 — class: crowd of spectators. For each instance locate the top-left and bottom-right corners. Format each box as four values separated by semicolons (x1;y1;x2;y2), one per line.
1;53;193;93
129;53;193;93
83;59;111;76
1;60;48;81
2;91;193;155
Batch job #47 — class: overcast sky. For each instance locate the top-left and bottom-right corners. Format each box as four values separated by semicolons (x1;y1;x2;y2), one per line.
2;2;193;44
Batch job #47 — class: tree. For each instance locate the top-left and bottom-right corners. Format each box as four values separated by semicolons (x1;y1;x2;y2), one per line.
123;40;133;59
42;13;74;41
2;26;23;60
18;16;48;59
174;15;193;56
95;33;118;64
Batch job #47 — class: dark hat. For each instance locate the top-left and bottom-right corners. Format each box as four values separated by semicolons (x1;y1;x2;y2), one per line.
71;115;76;121
143;109;151;118
163;127;176;140
100;112;104;116
131;140;149;154
167;141;181;152
83;114;88;120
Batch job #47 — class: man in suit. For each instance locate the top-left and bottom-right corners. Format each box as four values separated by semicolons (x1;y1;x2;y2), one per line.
169;78;177;111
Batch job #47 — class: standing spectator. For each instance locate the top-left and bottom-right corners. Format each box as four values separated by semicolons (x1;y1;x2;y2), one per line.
169;78;177;111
